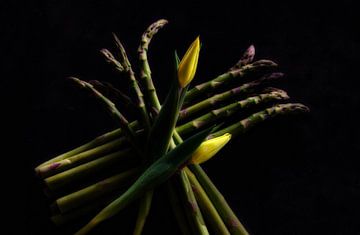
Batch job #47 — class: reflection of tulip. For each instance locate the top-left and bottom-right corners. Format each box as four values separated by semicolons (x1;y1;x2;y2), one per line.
190;133;231;164
178;36;201;88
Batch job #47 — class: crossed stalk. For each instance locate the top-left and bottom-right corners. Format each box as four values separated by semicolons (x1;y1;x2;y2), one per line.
35;19;309;235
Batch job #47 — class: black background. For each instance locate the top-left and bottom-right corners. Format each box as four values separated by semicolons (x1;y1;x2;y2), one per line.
8;0;359;234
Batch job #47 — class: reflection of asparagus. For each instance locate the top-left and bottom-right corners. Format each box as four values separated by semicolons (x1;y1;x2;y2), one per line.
184;60;277;104
179;72;284;120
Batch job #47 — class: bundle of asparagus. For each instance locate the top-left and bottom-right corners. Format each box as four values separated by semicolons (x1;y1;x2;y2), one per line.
35;19;309;235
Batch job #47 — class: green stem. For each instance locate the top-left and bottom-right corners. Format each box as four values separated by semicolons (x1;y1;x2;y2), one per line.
184;59;277;104
188;164;249;235
179;170;209;235
133;191;154;235
185;167;230;235
167;180;193;235
54;167;140;213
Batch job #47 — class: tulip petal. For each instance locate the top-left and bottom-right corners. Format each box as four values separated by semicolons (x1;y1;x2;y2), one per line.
178;36;201;88
190;133;231;164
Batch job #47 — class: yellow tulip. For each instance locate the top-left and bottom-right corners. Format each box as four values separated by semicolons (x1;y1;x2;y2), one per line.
190;133;231;164
178;36;201;88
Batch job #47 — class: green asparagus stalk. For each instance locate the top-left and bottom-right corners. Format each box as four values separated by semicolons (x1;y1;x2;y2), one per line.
35;70;280;171
88;80;135;110
177;88;289;135
166;180;193;235
69;77;141;153
229;45;255;71
133;19;169;235
39;87;287;179
185;167;230;235
34;126;127;170
74;127;213;235
112;33;151;129
179;72;284;120
188;164;249;235
179;170;209;235
210;103;310;139
132;191;153;235
138;19;168;112
37;137;128;178
54;167;140;213
100;48;124;72
45;148;135;191
45;102;308;229
51;194;120;226
184;59;277;104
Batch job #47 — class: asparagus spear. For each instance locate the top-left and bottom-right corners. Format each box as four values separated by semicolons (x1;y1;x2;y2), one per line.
166;180;193;235
210;103;310;138
53;167;140;213
74;127;213;235
185;167;230;235
184;59;277;104
45;148;135;191
38;88;287;179
177;88;289;135
179;169;209;235
34;127;125;170
112;33;151;129
99;48;124;72
138;19;168;113
35;70;280;170
179;72;284;120
37;137;128;178
188;164;249;235
51;193;120;226
133;19;169;235
229;45;256;71
69;77;141;153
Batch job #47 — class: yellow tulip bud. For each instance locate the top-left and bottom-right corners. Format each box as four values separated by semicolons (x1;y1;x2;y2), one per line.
190;133;231;164
178;36;200;88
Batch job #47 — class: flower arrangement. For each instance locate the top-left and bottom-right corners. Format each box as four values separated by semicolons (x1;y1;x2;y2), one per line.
35;19;309;235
